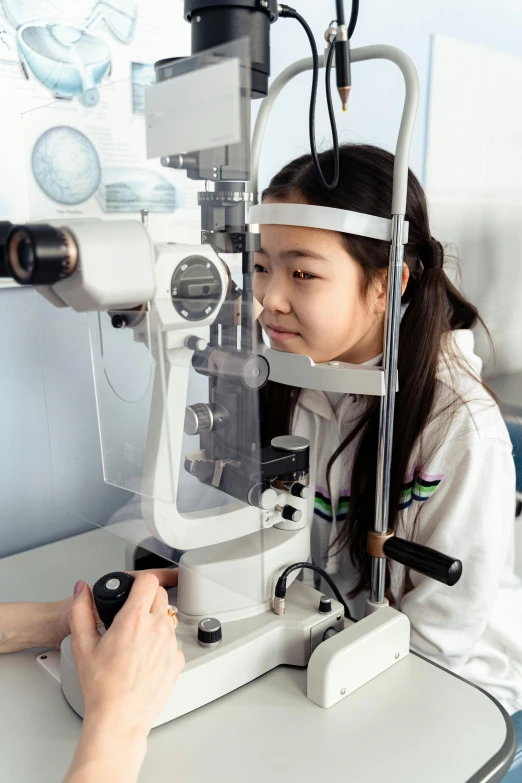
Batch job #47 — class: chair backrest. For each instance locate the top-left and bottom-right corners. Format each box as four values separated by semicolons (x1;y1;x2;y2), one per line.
505;416;522;495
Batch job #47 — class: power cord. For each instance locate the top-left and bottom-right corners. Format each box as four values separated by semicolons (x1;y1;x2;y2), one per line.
274;561;355;621
279;5;340;190
344;0;359;38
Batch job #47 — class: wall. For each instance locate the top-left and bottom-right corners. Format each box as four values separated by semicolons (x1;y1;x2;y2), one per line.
260;1;522;191
3;0;522;557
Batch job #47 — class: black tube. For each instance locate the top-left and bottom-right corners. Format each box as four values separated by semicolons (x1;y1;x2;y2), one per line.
184;1;275;98
279;6;339;190
241;260;255;353
347;0;359;39
383;537;463;587
325;33;341;142
336;0;345;26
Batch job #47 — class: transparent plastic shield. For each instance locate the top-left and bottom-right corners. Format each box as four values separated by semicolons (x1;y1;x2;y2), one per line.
88;308;173;504
19;40;309;619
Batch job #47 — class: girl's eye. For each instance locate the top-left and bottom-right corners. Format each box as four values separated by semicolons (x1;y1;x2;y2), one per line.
294;269;316;281
254;263;267;273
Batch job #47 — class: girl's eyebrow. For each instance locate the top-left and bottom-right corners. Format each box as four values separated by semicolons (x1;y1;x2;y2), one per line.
258;247;330;263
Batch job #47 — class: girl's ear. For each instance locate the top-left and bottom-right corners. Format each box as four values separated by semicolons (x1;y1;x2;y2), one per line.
373;271;388;314
373;263;410;314
401;262;410;295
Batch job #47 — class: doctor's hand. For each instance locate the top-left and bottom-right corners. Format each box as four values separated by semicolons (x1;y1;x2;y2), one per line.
64;573;185;783
70;573;184;732
53;567;179;651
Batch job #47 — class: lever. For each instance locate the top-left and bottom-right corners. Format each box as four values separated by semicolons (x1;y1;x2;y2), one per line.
383;537;462;586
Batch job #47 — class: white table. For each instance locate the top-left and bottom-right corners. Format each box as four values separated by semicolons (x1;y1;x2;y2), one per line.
0;529;515;782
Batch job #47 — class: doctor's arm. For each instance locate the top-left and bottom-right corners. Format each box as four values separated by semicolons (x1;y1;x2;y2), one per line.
64;573;184;783
0;568;178;654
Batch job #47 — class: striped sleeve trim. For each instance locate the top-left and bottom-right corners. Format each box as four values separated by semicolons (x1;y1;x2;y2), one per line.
399;471;443;510
314;489;350;524
314;470;444;521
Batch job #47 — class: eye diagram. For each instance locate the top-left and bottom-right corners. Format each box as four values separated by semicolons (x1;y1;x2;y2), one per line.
96;167;177;212
32;125;101;204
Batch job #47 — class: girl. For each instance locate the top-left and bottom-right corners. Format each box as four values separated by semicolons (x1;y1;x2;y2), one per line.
254;144;522;766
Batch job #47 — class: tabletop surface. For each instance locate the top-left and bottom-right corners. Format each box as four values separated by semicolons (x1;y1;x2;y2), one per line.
0;529;515;783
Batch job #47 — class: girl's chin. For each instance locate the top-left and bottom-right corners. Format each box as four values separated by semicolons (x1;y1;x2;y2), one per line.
269;340;312;356
268;341;332;364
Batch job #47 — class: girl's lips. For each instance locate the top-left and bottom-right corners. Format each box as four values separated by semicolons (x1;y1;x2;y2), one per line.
266;324;300;343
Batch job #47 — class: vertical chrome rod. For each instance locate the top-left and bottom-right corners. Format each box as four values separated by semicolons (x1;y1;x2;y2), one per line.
371;215;405;603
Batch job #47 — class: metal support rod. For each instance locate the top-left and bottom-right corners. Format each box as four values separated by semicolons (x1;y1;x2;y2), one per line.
371;214;404;604
250;44;419;215
241;254;255;353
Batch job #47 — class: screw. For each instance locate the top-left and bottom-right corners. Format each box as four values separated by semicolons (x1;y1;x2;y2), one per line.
196;15;201;22
395;652;400;659
252;367;260;377
337;614;342;621
340;688;346;695
213;167;218;172
213;173;218;179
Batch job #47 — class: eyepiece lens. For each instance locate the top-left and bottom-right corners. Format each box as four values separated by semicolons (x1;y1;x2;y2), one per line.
6;224;78;285
17;237;34;273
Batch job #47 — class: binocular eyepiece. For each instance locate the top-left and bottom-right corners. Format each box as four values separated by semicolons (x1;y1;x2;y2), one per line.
0;221;78;286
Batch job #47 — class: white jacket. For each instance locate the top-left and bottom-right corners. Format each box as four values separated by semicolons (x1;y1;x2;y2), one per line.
293;329;522;715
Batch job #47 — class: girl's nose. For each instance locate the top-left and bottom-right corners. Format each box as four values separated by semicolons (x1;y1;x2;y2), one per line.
261;278;292;315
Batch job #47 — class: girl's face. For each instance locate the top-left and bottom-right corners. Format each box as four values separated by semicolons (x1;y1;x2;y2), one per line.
254;216;388;365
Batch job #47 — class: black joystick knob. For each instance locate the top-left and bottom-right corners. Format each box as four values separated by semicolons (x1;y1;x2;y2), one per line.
93;571;135;630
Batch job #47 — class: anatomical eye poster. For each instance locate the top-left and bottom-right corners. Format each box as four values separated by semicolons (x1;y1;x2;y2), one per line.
0;0;203;264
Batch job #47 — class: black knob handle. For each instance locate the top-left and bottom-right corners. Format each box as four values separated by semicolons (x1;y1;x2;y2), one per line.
319;595;332;614
93;571;135;629
291;482;310;499
280;505;302;523
198;617;222;647
184;403;213;435
383;537;462;586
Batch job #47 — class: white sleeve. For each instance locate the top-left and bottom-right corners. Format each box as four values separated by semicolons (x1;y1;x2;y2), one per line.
399;438;516;673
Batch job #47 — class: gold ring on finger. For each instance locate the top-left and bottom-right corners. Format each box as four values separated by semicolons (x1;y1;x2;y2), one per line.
167;604;179;630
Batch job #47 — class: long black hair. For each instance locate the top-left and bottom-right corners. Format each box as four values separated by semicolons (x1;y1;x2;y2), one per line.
260;143;487;599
